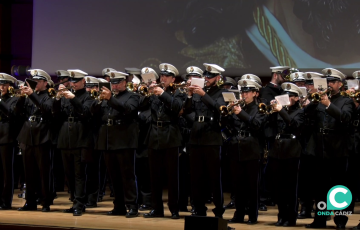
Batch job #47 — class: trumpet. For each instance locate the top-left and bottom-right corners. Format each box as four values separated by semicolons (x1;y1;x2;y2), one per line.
216;77;224;87
168;81;189;93
126;82;138;92
310;87;332;103
48;86;73;99
8;86;26;97
219;99;245;116
137;82;165;97
258;101;277;114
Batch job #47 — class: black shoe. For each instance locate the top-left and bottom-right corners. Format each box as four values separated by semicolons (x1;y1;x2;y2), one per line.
110;192;114;197
126;209;139;218
206;197;213;204
85;203;97;208
18;203;37;211
305;222;326;228
171;212;180;219
228;218;244;223
73;208;83;216
298;210;312;219
69;197;74;202
259;204;267;211
326;215;331;221
63;206;85;214
283;221;296;226
190;208;195;213
143;210;164;218
0;205;11;210
42;206;50;212
107;209;127;216
97;197;103;202
247;220;258;225
139;204;152;211
336;224;346;229
18;193;23;198
223;201;235;209
353;223;360;230
191;211;207;217
275;219;285;226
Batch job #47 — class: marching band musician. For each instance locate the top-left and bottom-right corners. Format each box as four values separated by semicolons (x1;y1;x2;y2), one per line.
0;74;22;210
267;83;304;226
297;72;322;219
102;68;117;83
53;69;94;216
55;70;71;89
304;68;353;229
92;71;139;217
184;63;226;218
141;63;183;219
135;67;159;211
16;69;54;212
227;79;265;224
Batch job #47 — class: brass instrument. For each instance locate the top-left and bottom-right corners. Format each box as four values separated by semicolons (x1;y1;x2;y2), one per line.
168;81;189;93
8;86;26;97
48;86;73;99
347;91;360;103
216;77;224;87
126;82;137;92
258;101;277;115
219;99;245;116
310;87;332;103
137;82;165;97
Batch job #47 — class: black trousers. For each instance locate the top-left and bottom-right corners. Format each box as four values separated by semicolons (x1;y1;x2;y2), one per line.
86;150;101;205
179;152;191;208
52;147;64;192
189;145;224;215
267;157;300;222
104;149;138;210
298;155;316;212
98;152;107;198
312;157;350;225
23;142;52;206
230;152;259;220
148;147;179;213
135;156;151;207
62;148;87;209
0;144;14;207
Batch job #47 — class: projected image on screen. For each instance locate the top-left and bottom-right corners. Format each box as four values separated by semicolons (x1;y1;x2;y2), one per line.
32;0;360;76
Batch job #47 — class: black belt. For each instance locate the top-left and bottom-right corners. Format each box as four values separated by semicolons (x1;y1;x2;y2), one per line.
276;133;296;139
152;121;172;128
237;130;251;137
103;119;133;126
28;115;43;123
66;117;80;123
195;116;214;123
318;128;335;135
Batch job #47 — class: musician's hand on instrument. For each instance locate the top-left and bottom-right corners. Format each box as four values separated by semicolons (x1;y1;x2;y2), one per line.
303;99;310;106
191;85;205;96
233;105;241;115
320;94;330;107
58;84;65;90
62;90;75;99
22;82;33;95
101;86;112;100
152;86;164;96
272;103;282;112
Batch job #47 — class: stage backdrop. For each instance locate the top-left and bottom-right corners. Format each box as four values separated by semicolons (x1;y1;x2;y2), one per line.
32;0;360;76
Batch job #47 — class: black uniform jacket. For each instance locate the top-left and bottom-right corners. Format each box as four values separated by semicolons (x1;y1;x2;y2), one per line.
184;85;226;146
305;93;353;158
53;88;94;149
348;104;360;157
270;104;304;159
15;90;53;146
0;94;22;144
92;90;139;151
260;83;283;138
226;100;266;161
140;88;183;150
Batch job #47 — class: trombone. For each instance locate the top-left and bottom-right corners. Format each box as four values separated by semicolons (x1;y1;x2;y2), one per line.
219;99;245;116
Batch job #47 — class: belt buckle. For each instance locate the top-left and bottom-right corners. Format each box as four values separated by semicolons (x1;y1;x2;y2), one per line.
198;116;204;122
29;115;36;122
275;133;280;139
354;120;359;127
320;128;327;135
68;117;74;123
107;119;113;126
239;131;245;138
157;121;163;128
